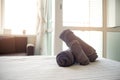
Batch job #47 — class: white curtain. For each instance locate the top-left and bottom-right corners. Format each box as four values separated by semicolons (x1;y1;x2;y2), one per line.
35;0;48;55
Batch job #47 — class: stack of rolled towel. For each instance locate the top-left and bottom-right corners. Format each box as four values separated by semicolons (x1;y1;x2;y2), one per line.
56;29;98;67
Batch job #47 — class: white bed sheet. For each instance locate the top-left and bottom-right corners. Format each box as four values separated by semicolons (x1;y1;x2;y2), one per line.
0;56;120;80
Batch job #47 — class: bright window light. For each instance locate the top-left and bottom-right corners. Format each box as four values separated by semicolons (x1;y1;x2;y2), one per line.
3;0;37;35
63;0;102;27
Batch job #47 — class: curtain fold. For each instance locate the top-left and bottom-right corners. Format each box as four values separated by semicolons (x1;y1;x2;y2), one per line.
35;0;48;55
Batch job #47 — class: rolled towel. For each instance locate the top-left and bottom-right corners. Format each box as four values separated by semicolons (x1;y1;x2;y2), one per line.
60;29;98;62
60;30;89;65
75;32;98;62
56;50;75;67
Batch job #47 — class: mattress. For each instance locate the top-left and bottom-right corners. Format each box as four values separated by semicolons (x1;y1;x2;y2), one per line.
0;56;120;80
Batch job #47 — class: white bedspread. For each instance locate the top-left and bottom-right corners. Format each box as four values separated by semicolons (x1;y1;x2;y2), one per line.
0;56;120;80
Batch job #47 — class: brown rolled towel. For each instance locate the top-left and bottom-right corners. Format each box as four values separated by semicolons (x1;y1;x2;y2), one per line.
56;50;75;67
76;37;98;62
60;30;89;65
60;29;98;62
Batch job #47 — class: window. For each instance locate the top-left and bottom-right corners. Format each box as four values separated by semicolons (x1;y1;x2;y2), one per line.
53;0;104;57
63;0;102;27
61;0;103;57
3;0;37;35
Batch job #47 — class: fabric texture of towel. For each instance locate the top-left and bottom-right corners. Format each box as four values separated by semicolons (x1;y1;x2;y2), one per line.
76;37;98;62
60;30;90;65
56;50;75;67
60;29;98;62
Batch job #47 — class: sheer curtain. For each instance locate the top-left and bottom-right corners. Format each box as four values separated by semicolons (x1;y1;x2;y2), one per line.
35;0;48;55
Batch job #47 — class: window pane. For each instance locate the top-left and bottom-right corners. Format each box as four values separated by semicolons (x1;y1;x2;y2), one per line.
107;32;120;61
62;31;102;57
3;0;37;35
107;0;120;27
63;0;102;27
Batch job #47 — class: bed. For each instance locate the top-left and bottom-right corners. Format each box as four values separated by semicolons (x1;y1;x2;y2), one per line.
0;56;120;80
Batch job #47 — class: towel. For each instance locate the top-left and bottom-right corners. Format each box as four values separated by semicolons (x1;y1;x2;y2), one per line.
60;30;89;65
60;29;98;62
76;37;98;62
56;50;75;67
